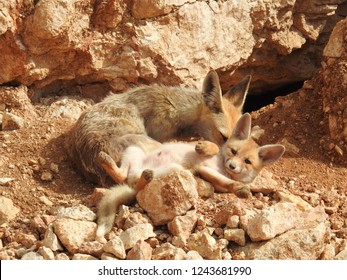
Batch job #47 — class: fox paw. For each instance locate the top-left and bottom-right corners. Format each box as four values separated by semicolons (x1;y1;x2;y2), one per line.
142;169;154;182
135;169;154;191
235;186;252;198
195;141;219;156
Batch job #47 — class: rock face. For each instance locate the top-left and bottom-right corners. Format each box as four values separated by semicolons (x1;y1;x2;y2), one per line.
0;0;344;96
318;17;347;163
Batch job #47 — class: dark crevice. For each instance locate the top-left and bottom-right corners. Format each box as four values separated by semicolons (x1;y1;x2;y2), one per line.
243;81;304;113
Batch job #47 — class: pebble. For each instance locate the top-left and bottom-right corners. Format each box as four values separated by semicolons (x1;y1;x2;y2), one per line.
41;171;53;181
0;178;14;186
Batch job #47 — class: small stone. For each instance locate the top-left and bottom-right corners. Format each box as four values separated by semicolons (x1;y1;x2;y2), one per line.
40;171;53;181
127;240;152;260
39;195;53;206
222;251;232;260
56;205;96;221
335;249;347;260
17;233;37;248
224;228;246;246
123;212;150;230
79;241;104;258
38;157;46;165
55;253;70;260
21;252;44;260
226;215;240;228
53;218;97;254
72;253;98;260
38;246;55;260
120;223;156;250
185;250;203;260
42;224;64;251
187;231;222;260
115;205;131;228
50;163;59;173
0;178;14;186
103;237;126;259
152;243;186;260
279;138;300;155
2;112;25;130
167;210;197;241
101;253;118;260
0;196;20;225
334;145;344;157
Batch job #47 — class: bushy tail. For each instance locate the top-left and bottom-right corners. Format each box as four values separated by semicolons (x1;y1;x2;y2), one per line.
96;184;137;238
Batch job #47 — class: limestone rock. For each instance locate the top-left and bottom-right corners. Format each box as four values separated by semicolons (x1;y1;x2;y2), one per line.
152;243;186;260
167;210;197;241
0;0;342;98
123;212;151;230
1;112;25;130
38;246;55;260
72;254;98;260
246;203;302;242
0;196;20;226
185;250;203;260
119;223;156;250
226;215;240;229
44;97;94;120
55;253;70;260
236;207;331;259
53;218;96;254
56;204;96;222
249;169;279;194
103;237;126;259
21;252;44;260
42;224;64;251
224;228;246;246
79;241;104;258
136;170;198;225
187;231;224;260
127;240;153;260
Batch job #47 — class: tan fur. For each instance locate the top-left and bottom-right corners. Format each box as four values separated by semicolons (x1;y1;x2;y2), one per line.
65;70;251;186
96;113;285;237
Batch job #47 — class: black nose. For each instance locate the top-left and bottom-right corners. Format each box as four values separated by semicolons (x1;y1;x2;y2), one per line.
228;162;236;170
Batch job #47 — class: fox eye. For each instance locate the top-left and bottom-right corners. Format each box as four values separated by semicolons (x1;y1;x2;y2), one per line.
245;159;252;165
231;149;237;155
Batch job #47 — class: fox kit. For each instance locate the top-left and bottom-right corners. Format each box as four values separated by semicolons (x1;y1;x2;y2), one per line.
65;70;251;186
96;113;285;237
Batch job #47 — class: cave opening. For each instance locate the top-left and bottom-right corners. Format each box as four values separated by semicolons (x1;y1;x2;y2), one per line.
243;81;304;113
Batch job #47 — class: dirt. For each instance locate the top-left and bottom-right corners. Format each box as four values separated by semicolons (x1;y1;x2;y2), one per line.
0;84;346;255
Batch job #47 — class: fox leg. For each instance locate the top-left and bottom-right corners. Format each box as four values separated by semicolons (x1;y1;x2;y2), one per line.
197;166;251;198
195;141;220;156
97;151;126;184
135;169;154;190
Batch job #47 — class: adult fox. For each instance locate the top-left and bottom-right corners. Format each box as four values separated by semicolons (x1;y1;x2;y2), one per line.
65;70;251;186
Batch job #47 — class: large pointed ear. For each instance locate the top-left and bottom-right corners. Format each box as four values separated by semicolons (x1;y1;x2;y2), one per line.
223;75;251;109
202;70;223;113
232;113;251;140
258;144;285;166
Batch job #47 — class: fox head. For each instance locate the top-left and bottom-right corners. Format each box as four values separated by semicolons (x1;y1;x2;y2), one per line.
221;113;285;183
198;70;251;145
